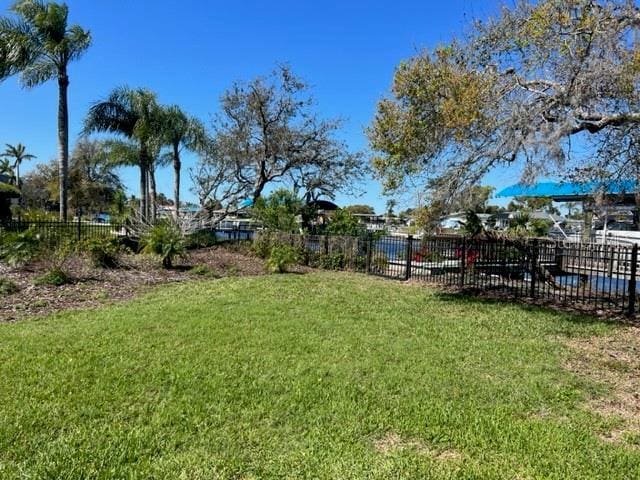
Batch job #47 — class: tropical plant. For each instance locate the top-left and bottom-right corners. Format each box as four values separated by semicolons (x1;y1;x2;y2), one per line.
158;105;205;218
84;86;163;221
1;143;35;187
0;0;91;221
0;227;41;267
141;220;186;268
0;158;15;183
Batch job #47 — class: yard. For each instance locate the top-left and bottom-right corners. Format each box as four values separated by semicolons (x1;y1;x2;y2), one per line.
1;271;639;479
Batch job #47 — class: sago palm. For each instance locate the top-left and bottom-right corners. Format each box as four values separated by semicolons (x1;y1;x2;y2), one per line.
0;0;91;221
84;86;163;220
1;142;36;187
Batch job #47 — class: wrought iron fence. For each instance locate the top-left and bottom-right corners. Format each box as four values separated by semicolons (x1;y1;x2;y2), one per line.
257;231;640;317
0;220;129;243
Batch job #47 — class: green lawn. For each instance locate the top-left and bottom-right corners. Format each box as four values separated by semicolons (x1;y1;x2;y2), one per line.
0;272;637;479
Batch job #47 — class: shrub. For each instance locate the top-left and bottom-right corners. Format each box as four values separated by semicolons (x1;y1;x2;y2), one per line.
252;233;274;259
185;230;218;250
318;252;345;270
0;228;42;267
83;237;123;268
0;278;19;295
35;268;71;286
141;221;186;268
267;245;298;273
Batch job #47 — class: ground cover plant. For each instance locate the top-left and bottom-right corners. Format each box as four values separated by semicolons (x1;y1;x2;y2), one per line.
0;272;639;478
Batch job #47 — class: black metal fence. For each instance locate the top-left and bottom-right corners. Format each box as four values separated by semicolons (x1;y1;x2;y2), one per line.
0;220;131;244
257;231;640;317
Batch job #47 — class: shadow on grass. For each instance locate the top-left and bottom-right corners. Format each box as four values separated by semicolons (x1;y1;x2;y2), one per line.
431;288;632;326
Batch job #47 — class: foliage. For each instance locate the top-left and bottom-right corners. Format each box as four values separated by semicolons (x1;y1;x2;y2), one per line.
82;236;123;268
1;143;35;187
317;252;345;270
85;86;163;220
141;220;186;268
507;197;561;215
193;65;364;209
0;278;19;295
0;0;92;220
0;227;41;267
462;211;485;237
252;232;275;259
325;208;362;236
369;0;640;204
34;267;70;286
344;204;375;215
185;230;218;250
266;244;298;273
253;189;303;232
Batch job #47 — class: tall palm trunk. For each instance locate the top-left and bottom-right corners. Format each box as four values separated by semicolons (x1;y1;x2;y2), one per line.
58;70;70;221
149;167;157;222
139;164;147;220
173;143;181;218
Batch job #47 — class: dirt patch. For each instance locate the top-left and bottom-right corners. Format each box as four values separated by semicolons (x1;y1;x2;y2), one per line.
372;432;463;461
565;327;640;444
0;246;311;323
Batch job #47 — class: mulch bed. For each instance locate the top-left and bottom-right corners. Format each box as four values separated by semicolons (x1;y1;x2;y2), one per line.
0;246;309;323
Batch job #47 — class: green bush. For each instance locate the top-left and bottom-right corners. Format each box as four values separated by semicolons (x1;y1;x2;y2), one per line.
318;252;345;270
0;228;42;267
267;245;298;273
35;268;71;286
252;233;274;259
0;278;19;295
83;237;123;268
185;230;218;250
141;221;186;268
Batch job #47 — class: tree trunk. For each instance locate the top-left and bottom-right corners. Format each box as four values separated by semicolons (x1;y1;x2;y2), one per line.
173;143;181;218
139;163;147;221
149;166;157;222
57;71;70;221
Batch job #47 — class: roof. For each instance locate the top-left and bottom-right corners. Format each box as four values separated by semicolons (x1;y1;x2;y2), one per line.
496;181;638;201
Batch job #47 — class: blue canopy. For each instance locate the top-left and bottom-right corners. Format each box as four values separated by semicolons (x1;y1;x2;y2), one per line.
496;181;638;201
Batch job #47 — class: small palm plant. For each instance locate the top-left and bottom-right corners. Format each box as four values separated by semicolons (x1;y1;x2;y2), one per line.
141;219;186;268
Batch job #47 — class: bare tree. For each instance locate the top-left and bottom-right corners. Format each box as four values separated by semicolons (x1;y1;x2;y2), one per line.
206;65;364;205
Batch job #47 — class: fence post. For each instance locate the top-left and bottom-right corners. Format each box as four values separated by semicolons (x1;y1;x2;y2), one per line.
627;244;638;317
459;237;466;288
404;235;413;280
365;233;373;274
530;239;539;298
76;217;82;242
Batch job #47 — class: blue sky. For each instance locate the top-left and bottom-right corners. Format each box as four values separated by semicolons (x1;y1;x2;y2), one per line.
0;0;523;213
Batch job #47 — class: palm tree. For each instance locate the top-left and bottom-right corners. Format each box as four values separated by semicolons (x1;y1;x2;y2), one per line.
1;143;36;187
0;158;16;183
0;1;91;221
159;105;205;218
84;86;162;220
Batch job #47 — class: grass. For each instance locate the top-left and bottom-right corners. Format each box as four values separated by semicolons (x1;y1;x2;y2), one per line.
0;271;638;479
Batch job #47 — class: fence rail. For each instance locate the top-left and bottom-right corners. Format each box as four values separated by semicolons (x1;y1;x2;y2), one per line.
258;231;640;317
